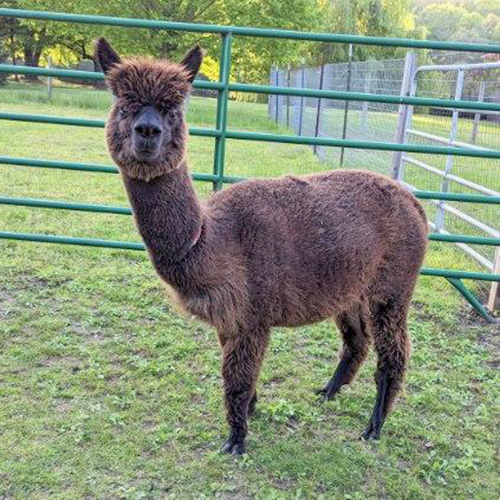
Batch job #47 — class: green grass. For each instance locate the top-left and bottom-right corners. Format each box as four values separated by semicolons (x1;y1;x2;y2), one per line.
0;83;499;499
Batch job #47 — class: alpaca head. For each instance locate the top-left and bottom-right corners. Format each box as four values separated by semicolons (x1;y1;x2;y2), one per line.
95;38;204;181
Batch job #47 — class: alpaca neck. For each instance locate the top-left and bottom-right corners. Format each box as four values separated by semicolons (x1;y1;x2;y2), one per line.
123;161;204;274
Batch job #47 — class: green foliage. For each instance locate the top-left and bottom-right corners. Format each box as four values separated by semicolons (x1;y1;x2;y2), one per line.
419;3;489;43
316;0;418;62
0;1;11;85
0;0;419;85
0;1;499;100
416;1;500;59
414;2;500;92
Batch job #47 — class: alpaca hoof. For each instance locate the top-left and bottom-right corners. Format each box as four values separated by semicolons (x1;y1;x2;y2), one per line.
221;438;246;456
316;388;328;402
360;423;381;441
316;386;339;402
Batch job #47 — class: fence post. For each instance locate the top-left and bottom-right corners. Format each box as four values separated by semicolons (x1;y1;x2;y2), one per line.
275;68;280;124
297;66;305;136
361;68;371;133
268;66;275;122
339;43;353;168
434;69;465;232
286;64;291;128
212;32;232;191
392;51;418;180
47;56;52;100
313;63;326;154
488;247;500;313
471;81;485;144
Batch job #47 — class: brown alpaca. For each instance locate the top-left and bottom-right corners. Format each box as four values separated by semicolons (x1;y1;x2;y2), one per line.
95;38;428;455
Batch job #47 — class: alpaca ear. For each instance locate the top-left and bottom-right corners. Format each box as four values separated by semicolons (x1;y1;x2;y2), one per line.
95;37;121;75
180;45;204;83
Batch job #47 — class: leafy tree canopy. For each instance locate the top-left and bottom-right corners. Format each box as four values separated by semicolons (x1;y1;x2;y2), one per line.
0;0;498;84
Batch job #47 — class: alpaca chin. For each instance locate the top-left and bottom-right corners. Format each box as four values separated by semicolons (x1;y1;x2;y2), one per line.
116;152;185;182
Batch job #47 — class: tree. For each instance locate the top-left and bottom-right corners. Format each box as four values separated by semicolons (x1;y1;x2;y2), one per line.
0;0;428;86
4;0;325;84
484;14;500;43
419;3;470;42
215;0;323;83
477;0;500;18
0;0;19;66
417;2;499;64
313;0;418;64
0;0;70;79
0;31;8;86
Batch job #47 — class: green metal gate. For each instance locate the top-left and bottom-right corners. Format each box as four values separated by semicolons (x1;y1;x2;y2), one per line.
0;8;499;322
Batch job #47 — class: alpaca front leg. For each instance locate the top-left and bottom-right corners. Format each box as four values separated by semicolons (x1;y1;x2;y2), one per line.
220;331;269;455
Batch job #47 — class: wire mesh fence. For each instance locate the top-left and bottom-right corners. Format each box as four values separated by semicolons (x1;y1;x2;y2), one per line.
269;56;500;284
269;58;407;173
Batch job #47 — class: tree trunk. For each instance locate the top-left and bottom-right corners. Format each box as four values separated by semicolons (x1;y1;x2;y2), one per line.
8;27;19;81
22;27;46;82
23;44;41;82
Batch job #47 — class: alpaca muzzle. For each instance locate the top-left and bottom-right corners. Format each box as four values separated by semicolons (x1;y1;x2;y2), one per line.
132;105;165;161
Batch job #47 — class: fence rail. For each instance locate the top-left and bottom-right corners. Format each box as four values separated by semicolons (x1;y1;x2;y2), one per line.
3;109;500;160
2;8;500;52
3;64;500;113
0;7;499;321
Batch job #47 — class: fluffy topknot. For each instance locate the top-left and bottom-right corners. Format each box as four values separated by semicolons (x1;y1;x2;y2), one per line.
106;58;193;111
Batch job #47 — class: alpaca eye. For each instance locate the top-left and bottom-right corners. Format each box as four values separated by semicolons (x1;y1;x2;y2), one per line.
118;106;127;117
167;108;178;118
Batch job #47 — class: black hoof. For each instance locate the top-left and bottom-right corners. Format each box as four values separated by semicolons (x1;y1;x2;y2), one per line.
221;438;246;456
315;386;339;402
360;422;381;441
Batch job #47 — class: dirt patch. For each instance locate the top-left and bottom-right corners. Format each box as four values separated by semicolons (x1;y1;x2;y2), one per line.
0;274;68;319
0;287;17;318
39;355;82;369
53;398;74;413
478;329;500;370
454;305;500;369
456;304;499;329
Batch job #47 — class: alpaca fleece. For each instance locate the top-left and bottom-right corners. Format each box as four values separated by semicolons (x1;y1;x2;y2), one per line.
96;38;428;455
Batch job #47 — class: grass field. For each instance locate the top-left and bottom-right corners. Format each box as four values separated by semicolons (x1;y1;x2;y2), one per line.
0;82;499;499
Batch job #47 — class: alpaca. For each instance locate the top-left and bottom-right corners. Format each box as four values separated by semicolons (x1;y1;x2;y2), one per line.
95;38;428;455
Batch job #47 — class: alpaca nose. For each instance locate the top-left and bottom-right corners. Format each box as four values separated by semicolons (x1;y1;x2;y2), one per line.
133;106;163;140
134;123;162;138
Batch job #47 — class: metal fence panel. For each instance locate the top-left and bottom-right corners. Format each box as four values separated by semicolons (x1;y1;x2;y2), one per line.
1;7;499;319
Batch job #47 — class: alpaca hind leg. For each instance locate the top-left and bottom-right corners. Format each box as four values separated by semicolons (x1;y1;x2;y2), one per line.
361;297;410;440
220;329;269;455
318;303;370;401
